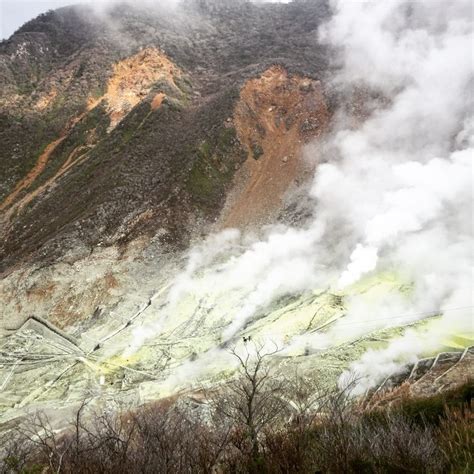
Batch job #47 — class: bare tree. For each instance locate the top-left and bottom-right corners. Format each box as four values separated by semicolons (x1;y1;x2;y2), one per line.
210;341;287;468
3;368;468;473
283;370;328;428
0;430;37;474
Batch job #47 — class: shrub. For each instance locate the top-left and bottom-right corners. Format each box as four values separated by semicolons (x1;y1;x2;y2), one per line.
1;376;472;473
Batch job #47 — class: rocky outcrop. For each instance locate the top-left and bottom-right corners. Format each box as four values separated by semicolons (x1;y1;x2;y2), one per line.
222;66;329;228
98;48;183;130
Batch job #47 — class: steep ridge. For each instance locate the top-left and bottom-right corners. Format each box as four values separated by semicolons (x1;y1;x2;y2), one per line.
0;1;332;273
0;48;184;226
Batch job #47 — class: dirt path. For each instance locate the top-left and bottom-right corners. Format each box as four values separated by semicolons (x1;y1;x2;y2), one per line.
0;137;66;213
1;48;182;221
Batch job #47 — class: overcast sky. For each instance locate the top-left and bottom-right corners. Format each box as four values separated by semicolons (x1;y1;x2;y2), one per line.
1;0;79;39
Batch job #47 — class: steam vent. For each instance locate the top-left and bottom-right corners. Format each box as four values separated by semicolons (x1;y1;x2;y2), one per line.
0;0;472;472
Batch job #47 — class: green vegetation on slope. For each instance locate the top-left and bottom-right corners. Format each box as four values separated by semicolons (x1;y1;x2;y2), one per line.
187;127;244;208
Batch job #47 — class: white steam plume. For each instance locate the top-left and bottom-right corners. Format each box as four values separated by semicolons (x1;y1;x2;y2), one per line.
127;0;473;392
321;0;474;389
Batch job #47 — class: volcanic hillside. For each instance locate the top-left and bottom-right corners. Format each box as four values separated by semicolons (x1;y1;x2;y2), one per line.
0;0;332;273
1;0;471;442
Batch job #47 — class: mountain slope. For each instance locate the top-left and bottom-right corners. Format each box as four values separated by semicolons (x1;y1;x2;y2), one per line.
0;1;331;273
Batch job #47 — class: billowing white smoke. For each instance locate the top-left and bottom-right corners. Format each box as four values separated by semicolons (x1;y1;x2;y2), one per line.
322;0;473;390
128;0;473;390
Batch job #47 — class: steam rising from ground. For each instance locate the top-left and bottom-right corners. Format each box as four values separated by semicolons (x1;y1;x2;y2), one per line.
129;0;473;391
323;0;473;390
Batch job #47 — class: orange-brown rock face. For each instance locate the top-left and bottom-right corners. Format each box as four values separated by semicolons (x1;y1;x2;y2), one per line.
222;66;329;228
99;48;182;130
34;86;59;111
